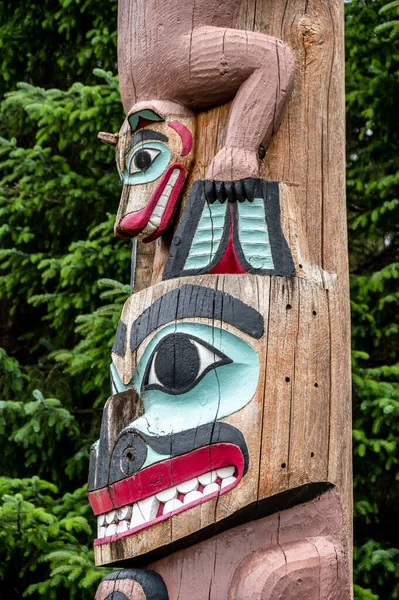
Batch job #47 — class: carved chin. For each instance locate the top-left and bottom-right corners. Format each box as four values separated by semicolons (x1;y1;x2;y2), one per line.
116;164;186;242
90;443;244;546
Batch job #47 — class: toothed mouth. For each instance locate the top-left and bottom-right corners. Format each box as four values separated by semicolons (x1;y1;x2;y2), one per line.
90;443;244;545
116;164;186;242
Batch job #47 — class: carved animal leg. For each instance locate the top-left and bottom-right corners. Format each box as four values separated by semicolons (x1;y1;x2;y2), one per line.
229;537;349;600
94;569;168;600
184;26;295;180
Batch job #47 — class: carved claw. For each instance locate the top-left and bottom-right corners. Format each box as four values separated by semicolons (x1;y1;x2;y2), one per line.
94;569;168;600
204;178;257;203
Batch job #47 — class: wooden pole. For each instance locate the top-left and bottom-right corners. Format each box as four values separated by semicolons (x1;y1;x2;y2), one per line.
92;1;352;598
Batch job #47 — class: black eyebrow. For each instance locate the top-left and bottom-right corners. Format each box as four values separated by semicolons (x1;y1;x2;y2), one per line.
122;129;169;158
110;285;264;357
133;130;168;145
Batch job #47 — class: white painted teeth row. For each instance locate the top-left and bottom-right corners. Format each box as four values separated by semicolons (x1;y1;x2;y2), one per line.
97;466;236;539
147;168;180;230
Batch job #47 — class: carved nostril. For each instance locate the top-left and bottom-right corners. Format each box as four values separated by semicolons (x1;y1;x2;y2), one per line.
110;431;148;483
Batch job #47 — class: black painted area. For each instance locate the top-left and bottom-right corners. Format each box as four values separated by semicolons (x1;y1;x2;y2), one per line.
106;482;333;569
105;593;128;600
109;431;148;483
102;568;169;600
88;400;111;491
108;422;249;486
163;178;295;279
143;332;231;395
155;334;200;390
133;130;168;146
130;284;264;354
162;181;207;280
88;390;144;491
113;320;127;357
204;178;254;203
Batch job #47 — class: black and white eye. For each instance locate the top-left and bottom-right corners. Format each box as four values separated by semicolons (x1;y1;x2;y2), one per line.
142;333;232;395
129;147;161;174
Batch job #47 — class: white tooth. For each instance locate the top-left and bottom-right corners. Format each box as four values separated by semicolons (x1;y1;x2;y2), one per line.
156;486;177;503
98;526;107;539
130;503;146;528
183;490;203;505
116;505;132;521
177;478;198;494
198;471;217;485
98;514;106;527
117;520;129;534
151;205;165;218
221;476;237;489
137;495;159;522
203;482;220;496
169;170;180;184
105;523;117;536
216;466;235;479
164;184;173;194
163;498;183;515
105;510;117;525
149;215;160;227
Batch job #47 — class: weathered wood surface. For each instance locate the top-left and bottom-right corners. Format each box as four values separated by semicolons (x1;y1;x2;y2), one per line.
90;0;351;597
94;488;350;599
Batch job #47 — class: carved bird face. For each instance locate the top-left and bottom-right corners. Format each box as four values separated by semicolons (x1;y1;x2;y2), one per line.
99;105;196;243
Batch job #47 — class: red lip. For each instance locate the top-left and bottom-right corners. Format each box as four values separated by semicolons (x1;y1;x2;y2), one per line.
90;443;244;546
88;443;244;515
115;163;186;241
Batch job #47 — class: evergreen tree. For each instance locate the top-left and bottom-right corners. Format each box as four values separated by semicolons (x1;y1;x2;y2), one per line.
0;0;397;598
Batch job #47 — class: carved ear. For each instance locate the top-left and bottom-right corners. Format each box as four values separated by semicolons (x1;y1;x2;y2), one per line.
128;109;163;133
98;131;118;146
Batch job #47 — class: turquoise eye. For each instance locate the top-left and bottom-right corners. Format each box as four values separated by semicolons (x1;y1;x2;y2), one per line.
122;142;171;185
130;322;260;435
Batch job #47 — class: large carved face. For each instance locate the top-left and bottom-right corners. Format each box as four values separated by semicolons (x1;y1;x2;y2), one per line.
88;276;267;562
100;102;196;243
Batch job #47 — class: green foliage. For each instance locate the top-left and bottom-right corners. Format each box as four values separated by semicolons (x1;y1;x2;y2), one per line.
346;0;399;597
0;0;398;598
375;1;399;39
0;1;129;597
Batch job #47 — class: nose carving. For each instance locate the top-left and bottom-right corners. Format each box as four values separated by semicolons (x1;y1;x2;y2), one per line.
111;431;148;482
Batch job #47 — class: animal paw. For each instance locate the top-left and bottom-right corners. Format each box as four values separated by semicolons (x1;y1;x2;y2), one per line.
204;178;259;203
205;146;260;182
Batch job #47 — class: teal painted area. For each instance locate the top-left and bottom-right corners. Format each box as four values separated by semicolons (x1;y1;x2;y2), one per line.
184;202;228;270
237;199;274;270
128;109;162;132
126;323;259;462
110;362;127;393
122;142;171;185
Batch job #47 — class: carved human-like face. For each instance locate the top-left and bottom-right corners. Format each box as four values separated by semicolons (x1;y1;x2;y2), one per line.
106;108;195;242
88;279;265;561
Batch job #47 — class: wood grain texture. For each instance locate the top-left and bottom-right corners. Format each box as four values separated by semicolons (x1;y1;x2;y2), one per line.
90;0;351;595
92;271;348;568
150;487;350;599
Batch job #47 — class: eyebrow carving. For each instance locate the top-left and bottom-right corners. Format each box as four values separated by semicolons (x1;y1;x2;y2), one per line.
121;284;264;355
121;129;169;159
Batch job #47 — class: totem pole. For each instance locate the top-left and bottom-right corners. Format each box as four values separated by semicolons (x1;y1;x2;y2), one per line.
90;1;352;598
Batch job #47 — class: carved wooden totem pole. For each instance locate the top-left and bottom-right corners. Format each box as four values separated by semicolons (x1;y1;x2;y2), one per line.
90;1;352;598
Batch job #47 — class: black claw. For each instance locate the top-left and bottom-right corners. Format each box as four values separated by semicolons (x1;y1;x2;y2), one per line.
234;180;247;203
204;180;216;204
224;181;237;203
243;178;256;202
215;181;227;203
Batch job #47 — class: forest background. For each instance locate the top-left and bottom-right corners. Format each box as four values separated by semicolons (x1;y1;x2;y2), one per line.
0;0;398;598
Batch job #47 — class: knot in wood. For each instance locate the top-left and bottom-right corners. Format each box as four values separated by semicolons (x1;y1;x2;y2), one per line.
298;16;324;49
